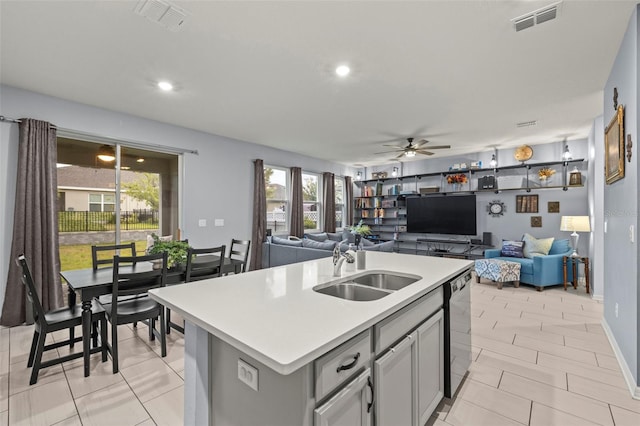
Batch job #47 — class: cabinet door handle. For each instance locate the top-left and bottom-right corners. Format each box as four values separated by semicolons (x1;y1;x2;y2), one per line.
336;352;360;373
366;376;374;413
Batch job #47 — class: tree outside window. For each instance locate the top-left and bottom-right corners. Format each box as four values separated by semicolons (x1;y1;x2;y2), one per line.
265;166;289;234
303;173;321;230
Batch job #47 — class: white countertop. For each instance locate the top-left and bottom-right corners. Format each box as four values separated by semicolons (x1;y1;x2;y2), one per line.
149;251;472;375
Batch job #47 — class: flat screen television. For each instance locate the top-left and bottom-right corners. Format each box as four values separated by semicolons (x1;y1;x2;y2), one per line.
407;195;477;235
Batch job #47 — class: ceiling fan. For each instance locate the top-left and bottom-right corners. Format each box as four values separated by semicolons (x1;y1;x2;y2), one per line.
375;137;451;159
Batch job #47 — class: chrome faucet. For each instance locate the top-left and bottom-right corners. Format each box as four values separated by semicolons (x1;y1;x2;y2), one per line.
333;239;348;277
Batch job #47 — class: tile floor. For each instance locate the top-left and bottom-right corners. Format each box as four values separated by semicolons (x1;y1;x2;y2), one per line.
1;281;639;425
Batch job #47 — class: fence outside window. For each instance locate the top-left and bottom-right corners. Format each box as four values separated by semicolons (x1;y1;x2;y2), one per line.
58;209;159;232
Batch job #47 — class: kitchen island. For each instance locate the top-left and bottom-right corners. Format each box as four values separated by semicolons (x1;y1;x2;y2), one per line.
149;251;472;426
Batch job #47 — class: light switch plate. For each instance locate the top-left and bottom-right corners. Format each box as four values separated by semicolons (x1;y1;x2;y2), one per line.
215;219;224;227
237;359;258;391
198;219;207;227
630;225;635;243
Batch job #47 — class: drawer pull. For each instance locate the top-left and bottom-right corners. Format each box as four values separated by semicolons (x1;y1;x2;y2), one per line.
336;352;360;373
366;376;374;413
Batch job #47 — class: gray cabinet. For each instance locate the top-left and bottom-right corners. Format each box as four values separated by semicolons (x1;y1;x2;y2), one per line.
417;310;444;426
314;368;373;426
374;332;417;426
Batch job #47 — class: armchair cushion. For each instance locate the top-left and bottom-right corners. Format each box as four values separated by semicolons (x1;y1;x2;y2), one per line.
522;233;554;258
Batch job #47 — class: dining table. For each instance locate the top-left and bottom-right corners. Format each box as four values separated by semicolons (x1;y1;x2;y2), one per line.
60;256;239;377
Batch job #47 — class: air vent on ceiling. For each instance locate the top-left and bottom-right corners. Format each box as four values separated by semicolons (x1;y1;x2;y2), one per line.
517;120;538;128
134;0;188;32
512;1;562;32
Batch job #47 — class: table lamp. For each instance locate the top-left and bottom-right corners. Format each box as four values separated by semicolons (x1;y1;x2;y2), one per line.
560;216;591;257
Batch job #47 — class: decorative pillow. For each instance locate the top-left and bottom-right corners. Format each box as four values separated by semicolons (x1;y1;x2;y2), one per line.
305;232;328;242
522;233;554;258
501;240;524;258
341;229;356;244
271;236;303;247
302;239;336;251
361;238;375;247
363;240;395;252
327;232;343;241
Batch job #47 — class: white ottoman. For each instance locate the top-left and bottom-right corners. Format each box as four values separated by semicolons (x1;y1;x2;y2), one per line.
474;259;521;290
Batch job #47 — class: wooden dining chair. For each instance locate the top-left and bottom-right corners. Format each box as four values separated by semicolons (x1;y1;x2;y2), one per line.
101;252;168;373
166;245;225;334
222;239;251;275
17;255;108;385
91;242;137;270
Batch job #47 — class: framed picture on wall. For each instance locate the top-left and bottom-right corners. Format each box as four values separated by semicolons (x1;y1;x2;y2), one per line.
605;105;625;184
515;195;538;213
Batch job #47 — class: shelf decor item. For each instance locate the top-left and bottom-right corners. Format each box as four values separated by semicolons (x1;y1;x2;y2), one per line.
514;145;533;163
538;167;556;185
605;105;625;184
349;220;371;248
148;233;190;269
447;173;467;192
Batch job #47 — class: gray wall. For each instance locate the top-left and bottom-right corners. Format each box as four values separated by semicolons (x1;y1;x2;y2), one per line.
602;5;639;387
588;116;605;300
0;84;354;312
361;140;590;256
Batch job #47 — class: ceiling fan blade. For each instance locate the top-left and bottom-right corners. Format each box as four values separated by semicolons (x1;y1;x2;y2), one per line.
394;152;406;159
416;150;435;156
381;143;406;148
421;145;451;150
413;139;429;148
375;149;403;154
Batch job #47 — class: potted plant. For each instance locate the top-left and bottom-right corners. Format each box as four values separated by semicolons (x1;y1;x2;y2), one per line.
147;233;190;269
349;220;371;248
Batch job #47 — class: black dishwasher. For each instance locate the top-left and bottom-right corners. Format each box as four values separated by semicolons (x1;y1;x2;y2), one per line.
444;269;472;398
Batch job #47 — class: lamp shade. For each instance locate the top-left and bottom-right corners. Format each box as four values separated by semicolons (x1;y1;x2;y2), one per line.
97;145;116;162
560;216;591;232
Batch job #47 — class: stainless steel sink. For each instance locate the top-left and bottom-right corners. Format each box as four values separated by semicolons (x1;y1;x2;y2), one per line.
350;272;420;291
313;271;422;301
314;283;392;301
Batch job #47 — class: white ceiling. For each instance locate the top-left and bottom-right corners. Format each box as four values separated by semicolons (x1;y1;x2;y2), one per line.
0;0;636;166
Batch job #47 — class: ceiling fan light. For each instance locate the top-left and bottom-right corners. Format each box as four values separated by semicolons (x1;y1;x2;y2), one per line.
404;150;416;158
97;145;116;162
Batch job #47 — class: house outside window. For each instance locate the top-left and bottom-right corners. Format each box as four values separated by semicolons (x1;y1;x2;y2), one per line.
89;193;115;212
303;172;321;231
265;166;289;235
334;177;344;229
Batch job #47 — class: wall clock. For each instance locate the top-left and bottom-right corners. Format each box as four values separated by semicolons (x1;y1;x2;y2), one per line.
487;200;505;217
514;145;533;162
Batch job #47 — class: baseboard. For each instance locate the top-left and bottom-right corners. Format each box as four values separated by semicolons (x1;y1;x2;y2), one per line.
601;318;640;399
591;294;604;302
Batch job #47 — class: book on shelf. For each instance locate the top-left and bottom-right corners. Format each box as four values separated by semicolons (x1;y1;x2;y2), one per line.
375;182;383;196
381;199;396;208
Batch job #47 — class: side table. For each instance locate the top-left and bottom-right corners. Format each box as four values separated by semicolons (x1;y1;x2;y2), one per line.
563;256;590;294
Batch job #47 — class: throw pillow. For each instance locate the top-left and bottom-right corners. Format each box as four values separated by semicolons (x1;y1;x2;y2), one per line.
305;232;328;242
327;232;342;241
302;239;336;251
501;240;524;258
522;233;554;258
271;236;303;247
363;240;395;252
341;229;356;244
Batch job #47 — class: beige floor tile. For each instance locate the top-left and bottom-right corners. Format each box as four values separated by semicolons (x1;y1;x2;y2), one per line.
536;351;626;388
529;402;598;426
595;353;620;371
471;327;515;344
143;385;184;426
9;356;66;396
530;402;601;426
135;419;156;426
471;334;538;363
499;372;613;425
542;322;590;338
110;334;157;370
0;410;6;426
0;329;9;352
64;354;123;399
0;351;9;376
610;405;640;426
513;334;598;365
425;416;451;426
477;350;567;389
52;415;83;426
466;360;502;388
75;381;150;426
567;374;640;414
457;378;531;424
0;374;7;413
564;334;614;355
8;379;77;426
585;323;606;334
445;398;525;426
492;316;543;331
512;327;565;345
522;310;578;325
120;357;183;403
141;327;185;372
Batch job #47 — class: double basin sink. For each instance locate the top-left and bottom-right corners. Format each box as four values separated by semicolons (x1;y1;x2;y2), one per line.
313;271;422;301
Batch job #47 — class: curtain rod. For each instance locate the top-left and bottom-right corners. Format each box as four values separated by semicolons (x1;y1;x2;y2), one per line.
1;115;57;129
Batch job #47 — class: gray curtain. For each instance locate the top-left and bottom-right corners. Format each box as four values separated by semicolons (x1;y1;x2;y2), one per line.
290;167;304;238
249;159;266;271
1;119;62;326
345;176;354;227
322;172;336;232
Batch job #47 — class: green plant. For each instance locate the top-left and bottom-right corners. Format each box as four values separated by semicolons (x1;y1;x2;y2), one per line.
147;233;190;268
349;220;371;236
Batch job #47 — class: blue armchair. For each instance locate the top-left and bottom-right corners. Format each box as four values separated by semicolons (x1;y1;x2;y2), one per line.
484;239;573;290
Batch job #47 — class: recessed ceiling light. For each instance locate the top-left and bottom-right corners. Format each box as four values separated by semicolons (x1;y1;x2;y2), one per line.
335;65;350;77
157;81;174;91
136;158;145;163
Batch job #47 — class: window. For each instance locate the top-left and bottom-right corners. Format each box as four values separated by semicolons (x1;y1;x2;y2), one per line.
302;172;321;231
334;177;344;229
265;166;289;234
89;193;115;212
